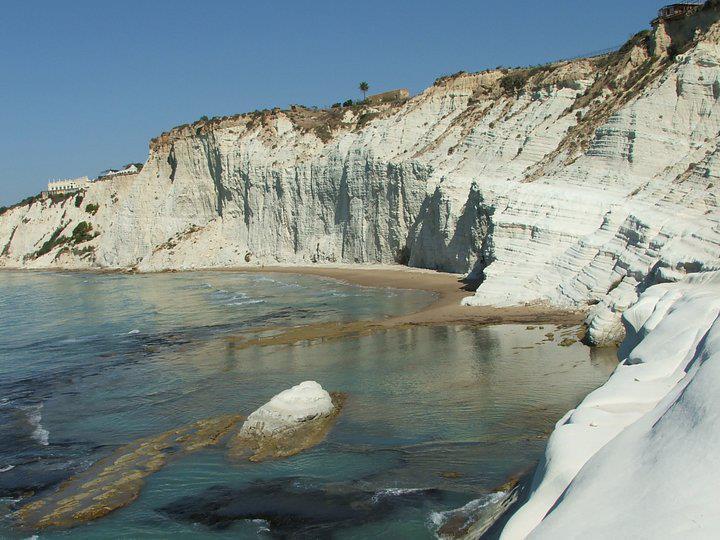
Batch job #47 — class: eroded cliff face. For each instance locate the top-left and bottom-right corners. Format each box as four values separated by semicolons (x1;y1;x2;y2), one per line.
2;10;720;344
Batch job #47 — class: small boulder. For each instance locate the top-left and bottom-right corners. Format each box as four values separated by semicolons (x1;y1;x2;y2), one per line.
230;381;344;462
240;381;335;437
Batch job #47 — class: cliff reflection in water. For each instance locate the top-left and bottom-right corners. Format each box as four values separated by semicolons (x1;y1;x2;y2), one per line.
0;271;615;538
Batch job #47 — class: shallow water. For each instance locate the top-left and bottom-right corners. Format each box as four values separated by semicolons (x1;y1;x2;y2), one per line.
0;271;616;538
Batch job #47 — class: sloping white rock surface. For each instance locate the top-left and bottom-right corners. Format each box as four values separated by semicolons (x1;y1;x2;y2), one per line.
501;270;720;539
239;381;334;437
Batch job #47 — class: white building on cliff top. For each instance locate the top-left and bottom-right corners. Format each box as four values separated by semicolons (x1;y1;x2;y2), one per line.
97;163;141;179
46;176;90;195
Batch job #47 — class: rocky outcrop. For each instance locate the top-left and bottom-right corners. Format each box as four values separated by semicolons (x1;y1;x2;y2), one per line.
16;381;345;530
228;381;345;461
501;269;720;538
239;380;335;436
17;414;243;530
1;8;720;342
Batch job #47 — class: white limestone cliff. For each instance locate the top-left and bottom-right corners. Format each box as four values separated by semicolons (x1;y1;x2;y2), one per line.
2;8;720;343
501;269;720;539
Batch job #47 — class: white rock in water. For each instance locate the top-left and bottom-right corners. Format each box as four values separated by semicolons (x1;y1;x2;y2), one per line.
240;381;334;437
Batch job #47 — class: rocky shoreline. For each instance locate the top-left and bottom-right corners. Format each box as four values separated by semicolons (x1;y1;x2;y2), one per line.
16;381;345;531
3;6;719;535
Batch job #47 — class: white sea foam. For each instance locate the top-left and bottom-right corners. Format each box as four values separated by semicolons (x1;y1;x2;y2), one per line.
226;299;265;307
326;290;350;298
127;329;140;335
428;491;506;531
371;487;428;504
58;334;98;344
25;404;49;446
253;276;302;289
249;518;270;534
253;275;279;283
0;465;15;473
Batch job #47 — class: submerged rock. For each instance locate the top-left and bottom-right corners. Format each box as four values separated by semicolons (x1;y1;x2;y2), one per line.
15;382;347;530
16;414;243;530
432;470;534;539
433;492;513;539
228;381;346;462
159;477;441;536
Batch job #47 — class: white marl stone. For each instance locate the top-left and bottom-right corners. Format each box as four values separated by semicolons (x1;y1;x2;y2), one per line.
239;381;334;437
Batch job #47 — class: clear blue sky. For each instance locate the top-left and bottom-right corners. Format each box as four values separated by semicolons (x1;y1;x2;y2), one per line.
0;0;669;206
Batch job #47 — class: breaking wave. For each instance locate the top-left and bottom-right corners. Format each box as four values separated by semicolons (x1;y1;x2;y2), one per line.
226;299;265;307
428;491;507;533
250;518;271;534
371;487;429;504
251;275;303;289
26;404;50;446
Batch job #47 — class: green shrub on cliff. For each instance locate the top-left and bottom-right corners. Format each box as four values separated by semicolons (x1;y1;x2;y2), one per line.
71;221;95;244
34;225;69;258
500;71;531;94
4;194;42;216
48;192;73;205
85;203;99;215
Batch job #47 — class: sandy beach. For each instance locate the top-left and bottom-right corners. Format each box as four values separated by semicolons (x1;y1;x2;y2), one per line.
220;264;586;349
231;264;585;326
2;264;586;348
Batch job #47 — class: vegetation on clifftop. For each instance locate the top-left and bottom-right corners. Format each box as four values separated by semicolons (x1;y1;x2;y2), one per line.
0;194;42;216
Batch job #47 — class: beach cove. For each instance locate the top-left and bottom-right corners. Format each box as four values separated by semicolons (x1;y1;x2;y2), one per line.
0;267;615;537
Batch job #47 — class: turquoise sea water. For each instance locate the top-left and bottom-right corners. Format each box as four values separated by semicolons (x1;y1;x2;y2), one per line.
0;271;616;538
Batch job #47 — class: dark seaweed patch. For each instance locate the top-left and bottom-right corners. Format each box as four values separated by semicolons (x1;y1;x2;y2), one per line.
159;478;442;537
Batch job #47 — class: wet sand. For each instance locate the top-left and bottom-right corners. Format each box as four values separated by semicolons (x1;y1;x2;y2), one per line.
228;264;585;327
219;265;586;350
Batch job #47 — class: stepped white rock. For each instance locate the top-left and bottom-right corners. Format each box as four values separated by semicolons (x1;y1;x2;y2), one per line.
501;270;720;539
1;10;720;343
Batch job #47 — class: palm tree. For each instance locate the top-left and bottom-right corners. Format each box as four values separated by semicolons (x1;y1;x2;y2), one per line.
359;81;369;101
